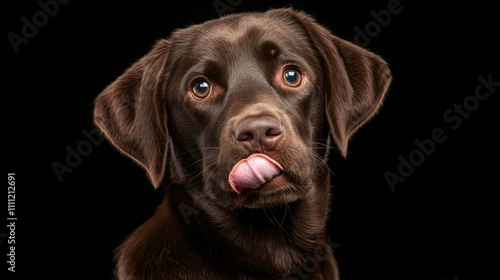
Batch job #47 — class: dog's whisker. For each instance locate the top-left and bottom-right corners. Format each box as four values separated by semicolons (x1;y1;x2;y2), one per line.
183;155;217;173
277;205;288;229
308;148;335;177
263;208;276;226
311;140;336;150
188;160;218;182
174;147;221;158
268;206;289;232
163;159;218;192
285;203;293;222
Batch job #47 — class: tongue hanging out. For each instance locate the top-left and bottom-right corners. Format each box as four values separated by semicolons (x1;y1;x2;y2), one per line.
228;154;283;194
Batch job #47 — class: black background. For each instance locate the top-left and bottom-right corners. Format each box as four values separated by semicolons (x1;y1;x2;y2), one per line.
3;0;498;279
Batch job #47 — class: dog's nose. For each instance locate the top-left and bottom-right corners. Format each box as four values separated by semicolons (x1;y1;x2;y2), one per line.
234;116;283;151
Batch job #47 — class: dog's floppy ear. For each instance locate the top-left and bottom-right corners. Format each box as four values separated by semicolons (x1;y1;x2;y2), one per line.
288;9;392;157
324;38;392;157
93;39;170;188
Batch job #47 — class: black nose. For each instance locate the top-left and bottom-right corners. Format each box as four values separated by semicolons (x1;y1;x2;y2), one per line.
234;116;283;152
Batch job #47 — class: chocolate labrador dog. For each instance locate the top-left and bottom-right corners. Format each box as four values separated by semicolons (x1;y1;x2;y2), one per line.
94;7;391;280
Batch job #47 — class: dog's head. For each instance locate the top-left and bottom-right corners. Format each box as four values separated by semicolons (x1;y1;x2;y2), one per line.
93;8;391;210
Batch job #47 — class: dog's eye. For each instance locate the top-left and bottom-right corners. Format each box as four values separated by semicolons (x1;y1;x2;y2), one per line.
192;79;212;99
282;68;302;87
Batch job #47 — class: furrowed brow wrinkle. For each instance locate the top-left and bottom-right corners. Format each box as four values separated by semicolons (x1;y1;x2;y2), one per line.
260;40;281;60
198;59;226;86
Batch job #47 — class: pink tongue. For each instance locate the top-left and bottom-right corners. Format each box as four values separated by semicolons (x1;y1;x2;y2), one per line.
229;154;283;194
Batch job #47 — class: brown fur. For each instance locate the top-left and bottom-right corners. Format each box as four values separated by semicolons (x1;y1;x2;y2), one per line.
94;8;391;279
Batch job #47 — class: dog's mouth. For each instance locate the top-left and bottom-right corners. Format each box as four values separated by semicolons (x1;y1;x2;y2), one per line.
220;153;307;209
228;153;284;194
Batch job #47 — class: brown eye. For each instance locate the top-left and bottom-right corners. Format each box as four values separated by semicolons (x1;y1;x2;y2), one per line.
282;67;302;87
192;79;212;99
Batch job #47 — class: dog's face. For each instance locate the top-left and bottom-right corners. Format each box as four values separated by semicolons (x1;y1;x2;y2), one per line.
165;11;329;210
94;8;391;210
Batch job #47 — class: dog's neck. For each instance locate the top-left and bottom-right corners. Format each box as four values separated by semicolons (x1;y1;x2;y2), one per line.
176;177;333;277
